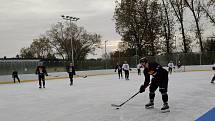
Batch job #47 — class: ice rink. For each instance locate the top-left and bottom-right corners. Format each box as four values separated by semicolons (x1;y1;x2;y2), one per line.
0;71;215;121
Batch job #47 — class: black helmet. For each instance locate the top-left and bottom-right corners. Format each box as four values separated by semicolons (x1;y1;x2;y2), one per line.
139;57;148;63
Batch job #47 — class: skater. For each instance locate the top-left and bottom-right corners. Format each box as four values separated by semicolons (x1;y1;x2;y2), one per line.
177;60;182;69
35;63;48;88
66;63;76;86
137;63;142;75
12;70;20;83
167;61;174;74
122;61;130;80
115;62;123;79
139;57;170;112
211;74;215;83
211;63;215;83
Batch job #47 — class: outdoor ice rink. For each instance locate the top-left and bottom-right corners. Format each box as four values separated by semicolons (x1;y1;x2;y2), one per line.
0;71;215;121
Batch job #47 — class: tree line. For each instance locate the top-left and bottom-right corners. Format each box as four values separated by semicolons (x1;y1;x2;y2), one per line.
111;0;215;58
20;22;102;64
20;0;215;63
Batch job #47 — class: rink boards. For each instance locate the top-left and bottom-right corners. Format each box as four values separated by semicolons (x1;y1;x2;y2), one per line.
196;107;215;121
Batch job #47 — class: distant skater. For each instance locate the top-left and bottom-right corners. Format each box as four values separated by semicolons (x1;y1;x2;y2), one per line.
36;64;48;88
137;63;142;75
66;63;76;86
115;62;123;79
211;63;215;83
177;61;182;69
122;61;130;80
12;70;20;83
211;74;215;84
167;61;174;74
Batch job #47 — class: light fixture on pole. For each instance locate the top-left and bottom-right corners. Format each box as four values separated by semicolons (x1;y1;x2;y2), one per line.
105;40;108;69
61;15;79;65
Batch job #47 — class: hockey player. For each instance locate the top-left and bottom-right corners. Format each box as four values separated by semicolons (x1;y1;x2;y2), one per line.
137;63;142;75
211;63;215;83
177;60;182;69
167;61;174;74
122;61;130;80
12;70;20;83
115;62;123;79
35;63;48;88
139;57;170;112
66;63;76;86
211;75;215;83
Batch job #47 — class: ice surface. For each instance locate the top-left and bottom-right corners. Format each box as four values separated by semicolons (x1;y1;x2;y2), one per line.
0;71;214;121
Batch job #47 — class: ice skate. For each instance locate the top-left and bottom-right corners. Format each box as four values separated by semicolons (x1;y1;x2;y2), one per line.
145;102;154;109
161;103;170;113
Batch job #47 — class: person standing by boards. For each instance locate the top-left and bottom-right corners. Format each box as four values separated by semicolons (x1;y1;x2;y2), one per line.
211;63;215;84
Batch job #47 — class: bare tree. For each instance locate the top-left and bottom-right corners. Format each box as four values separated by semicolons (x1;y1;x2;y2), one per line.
20;36;53;58
169;0;191;53
184;0;204;52
200;0;215;25
161;0;175;53
20;47;34;58
47;22;102;63
114;0;163;56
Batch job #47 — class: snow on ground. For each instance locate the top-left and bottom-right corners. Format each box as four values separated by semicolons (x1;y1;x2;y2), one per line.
0;71;215;121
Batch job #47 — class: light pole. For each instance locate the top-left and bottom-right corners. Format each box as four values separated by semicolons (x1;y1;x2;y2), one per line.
116;49;120;63
174;35;178;66
175;35;177;53
58;22;64;41
61;15;79;65
135;43;138;66
105;40;108;69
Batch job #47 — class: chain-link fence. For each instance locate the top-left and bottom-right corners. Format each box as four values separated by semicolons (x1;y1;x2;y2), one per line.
0;52;214;75
150;52;215;66
0;59;40;75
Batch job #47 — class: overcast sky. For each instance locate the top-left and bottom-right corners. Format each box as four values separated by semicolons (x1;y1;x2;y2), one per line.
0;0;121;58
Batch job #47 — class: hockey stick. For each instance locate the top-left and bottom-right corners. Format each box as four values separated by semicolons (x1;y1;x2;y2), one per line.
40;74;58;77
48;75;60;77
111;91;140;108
111;84;150;108
76;75;87;78
49;74;85;78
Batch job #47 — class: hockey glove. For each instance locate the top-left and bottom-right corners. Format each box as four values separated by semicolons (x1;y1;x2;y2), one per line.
139;85;146;93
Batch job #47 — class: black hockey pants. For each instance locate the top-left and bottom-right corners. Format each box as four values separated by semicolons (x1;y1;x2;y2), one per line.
13;75;20;83
124;70;129;79
38;75;45;87
149;69;169;103
118;70;123;79
69;73;74;85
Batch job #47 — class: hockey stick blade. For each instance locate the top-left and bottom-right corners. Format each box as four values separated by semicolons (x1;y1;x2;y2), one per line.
48;75;59;77
83;75;87;78
76;75;87;78
111;91;140;108
111;104;121;107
